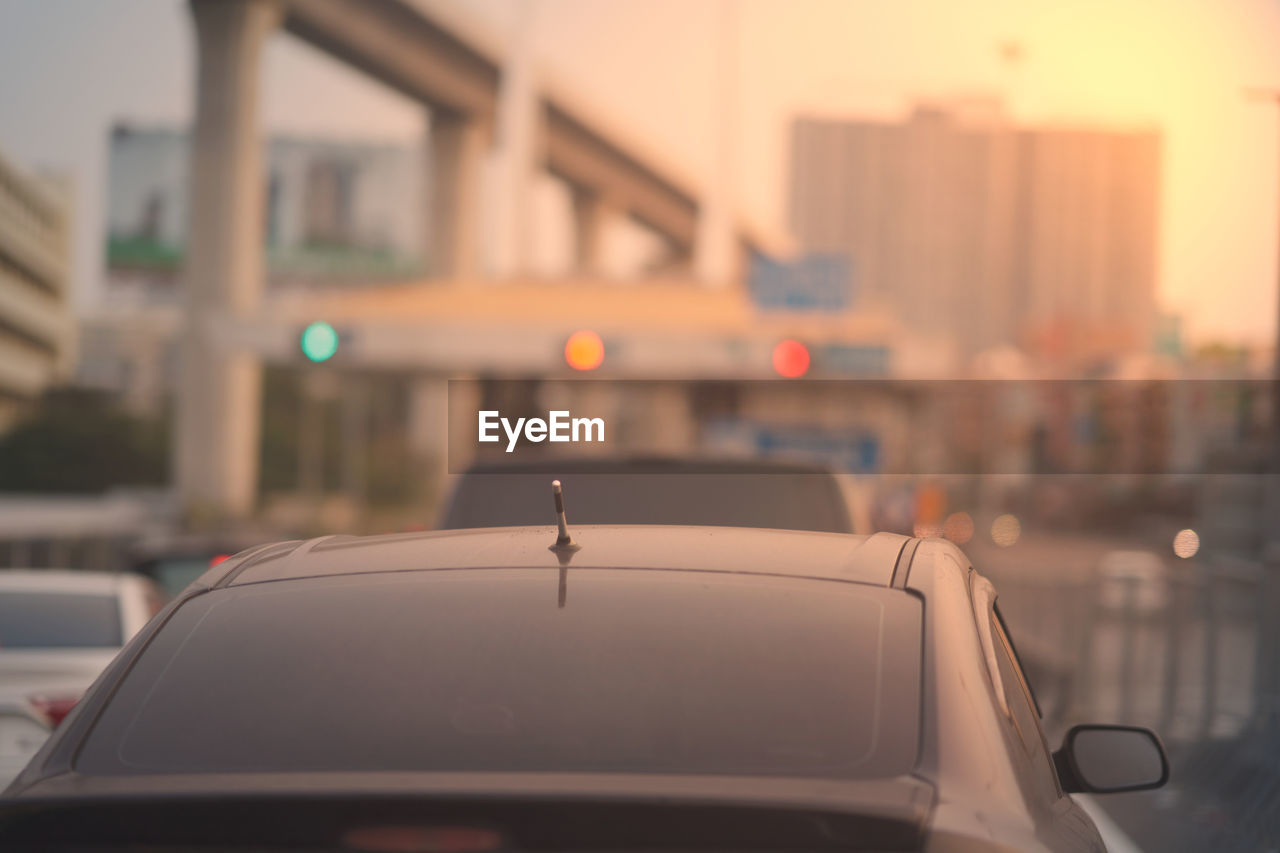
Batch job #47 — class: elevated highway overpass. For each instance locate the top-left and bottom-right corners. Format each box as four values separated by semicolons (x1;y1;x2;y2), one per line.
178;0;765;516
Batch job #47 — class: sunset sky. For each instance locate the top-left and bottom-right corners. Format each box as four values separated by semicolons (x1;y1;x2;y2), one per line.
1;0;1277;346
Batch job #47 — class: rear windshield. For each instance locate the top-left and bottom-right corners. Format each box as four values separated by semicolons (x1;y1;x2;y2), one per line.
0;591;122;648
78;570;920;778
442;473;853;533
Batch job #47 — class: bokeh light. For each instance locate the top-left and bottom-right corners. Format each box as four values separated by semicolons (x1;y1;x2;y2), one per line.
1173;528;1200;559
300;321;339;363
772;339;810;378
564;330;605;371
991;514;1021;547
943;512;974;544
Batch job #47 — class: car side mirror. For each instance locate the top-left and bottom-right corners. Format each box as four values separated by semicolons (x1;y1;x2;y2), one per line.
1052;724;1169;794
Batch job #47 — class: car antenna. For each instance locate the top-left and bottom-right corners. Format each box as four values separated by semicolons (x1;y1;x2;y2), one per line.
549;480;581;554
549;480;580;609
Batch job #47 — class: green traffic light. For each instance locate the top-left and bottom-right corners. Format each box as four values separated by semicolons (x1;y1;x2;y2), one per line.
300;321;339;363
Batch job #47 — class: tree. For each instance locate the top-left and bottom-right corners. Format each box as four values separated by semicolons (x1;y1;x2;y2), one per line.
0;388;168;493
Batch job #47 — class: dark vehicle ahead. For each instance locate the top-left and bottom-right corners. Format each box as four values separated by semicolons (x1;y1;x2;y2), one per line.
440;457;869;533
1;524;1165;851
129;532;275;597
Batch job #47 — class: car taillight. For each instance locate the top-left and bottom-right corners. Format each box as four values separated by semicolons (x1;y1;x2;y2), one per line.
30;695;80;728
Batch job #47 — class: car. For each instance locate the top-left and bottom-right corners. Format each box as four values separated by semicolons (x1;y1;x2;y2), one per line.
128;532;274;597
0;689;52;793
439;456;871;533
0;515;1166;851
0;570;166;788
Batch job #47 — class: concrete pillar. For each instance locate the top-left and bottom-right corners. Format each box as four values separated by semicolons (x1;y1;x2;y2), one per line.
571;188;609;275
695;200;734;287
176;0;279;519
694;0;738;288
487;0;539;278
426;111;485;279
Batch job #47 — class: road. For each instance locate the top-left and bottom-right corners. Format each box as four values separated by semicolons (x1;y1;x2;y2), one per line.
966;527;1273;851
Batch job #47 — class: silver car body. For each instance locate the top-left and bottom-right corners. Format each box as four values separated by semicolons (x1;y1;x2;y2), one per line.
0;571;161;786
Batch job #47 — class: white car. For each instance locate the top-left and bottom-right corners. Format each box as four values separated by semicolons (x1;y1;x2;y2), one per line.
0;689;55;791
0;571;164;786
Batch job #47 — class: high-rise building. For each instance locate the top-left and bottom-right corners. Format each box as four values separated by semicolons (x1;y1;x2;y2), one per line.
789;102;1160;366
0;147;74;429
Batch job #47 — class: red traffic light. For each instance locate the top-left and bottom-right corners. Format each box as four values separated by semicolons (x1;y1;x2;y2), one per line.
772;339;810;378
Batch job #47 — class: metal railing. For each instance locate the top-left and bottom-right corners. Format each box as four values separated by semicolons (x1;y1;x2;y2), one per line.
989;555;1274;741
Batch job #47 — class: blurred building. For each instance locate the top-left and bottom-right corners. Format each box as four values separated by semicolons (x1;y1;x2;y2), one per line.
789;101;1160;366
104;123;424;304
75;309;178;419
0;147;75;430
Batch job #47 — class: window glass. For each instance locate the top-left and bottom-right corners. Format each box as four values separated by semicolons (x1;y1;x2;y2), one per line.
78;570;922;778
0;591;123;648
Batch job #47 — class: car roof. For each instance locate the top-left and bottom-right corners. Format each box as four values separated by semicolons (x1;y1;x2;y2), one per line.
209;527;914;589
0;570;138;595
458;456;841;476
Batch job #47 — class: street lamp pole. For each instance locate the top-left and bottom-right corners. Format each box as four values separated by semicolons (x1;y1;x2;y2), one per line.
1243;87;1280;730
1244;89;1280;388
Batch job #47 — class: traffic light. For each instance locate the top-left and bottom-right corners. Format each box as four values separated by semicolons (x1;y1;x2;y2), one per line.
300;321;340;363
564;330;605;371
772;339;810;378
